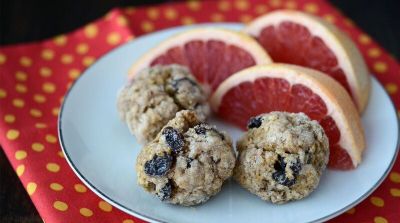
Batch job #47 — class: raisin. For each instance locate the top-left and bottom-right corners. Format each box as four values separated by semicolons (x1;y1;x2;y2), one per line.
162;127;185;153
247;116;262;129
157;180;173;201
171;77;198;91
144;153;173;176
290;159;302;175
272;171;296;187
186;158;194;168
194;124;207;135
274;155;286;171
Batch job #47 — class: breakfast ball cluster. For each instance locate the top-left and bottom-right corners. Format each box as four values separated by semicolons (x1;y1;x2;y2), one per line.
136;110;236;206
117;65;209;144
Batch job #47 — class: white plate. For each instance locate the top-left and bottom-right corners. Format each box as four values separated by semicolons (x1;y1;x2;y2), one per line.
58;23;399;223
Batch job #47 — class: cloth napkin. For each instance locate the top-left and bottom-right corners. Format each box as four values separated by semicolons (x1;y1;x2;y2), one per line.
0;0;399;222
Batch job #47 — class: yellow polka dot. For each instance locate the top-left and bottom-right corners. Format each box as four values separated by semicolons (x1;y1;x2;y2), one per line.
187;1;201;11
117;16;128;26
218;0;231;11
0;53;6;64
50;183;64;191
125;7;136;15
57;151;65;158
16;164;25;176
40;67;52;77
141;21;154;33
368;48;381;58
390;171;400;183
68;69;80;79
76;43;89;55
181;16;195;25
147;8;159;20
304;3;319;13
59;96;64;104
390;188;400;197
32;142;45;152
255;5;268;14
373;61;388;73
61;54;74;64
30;109;43;118
80;208;93;217
15;83;27;93
4;114;16;123
385;83;397;94
107;32;121;45
46;134;57;143
370;196;384;207
20;56;32;67
164;8;178;20
74;183;87;193
84;24;98;38
323;14;336;23
211;13;225;22
269;0;282;7
54;35;67;46
359;34;371;45
42;82;56;94
52;107;60;116
46;163;60;173
98;201;112;212
284;1;297;9
82;56;95;67
7;129;20;140
34;94;46;103
235;0;249;10
0;88;6;98
239;14;253;23
13;98;25;108
66;82;73;89
15;150;27;160
346;207;355;214
374;216;388;223
27;182;37;195
35;123;47;129
15;71;28;81
41;49;54;60
122;220;134;223
344;18;355;27
53;201;68;211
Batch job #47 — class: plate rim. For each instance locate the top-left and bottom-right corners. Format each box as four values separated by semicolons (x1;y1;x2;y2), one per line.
58;22;400;223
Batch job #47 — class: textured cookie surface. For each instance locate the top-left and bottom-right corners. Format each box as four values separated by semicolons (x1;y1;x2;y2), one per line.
117;65;210;144
136;110;236;206
234;112;329;204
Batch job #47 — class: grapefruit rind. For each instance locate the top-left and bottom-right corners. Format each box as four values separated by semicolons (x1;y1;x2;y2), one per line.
128;28;273;80
244;10;370;113
211;64;365;167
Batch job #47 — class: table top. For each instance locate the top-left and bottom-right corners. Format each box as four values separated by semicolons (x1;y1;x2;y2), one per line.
0;0;399;222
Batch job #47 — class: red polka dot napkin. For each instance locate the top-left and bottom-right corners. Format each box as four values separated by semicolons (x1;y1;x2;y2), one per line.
0;1;399;222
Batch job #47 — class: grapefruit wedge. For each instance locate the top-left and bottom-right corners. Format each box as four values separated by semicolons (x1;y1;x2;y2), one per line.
128;28;272;91
244;10;370;113
211;64;365;170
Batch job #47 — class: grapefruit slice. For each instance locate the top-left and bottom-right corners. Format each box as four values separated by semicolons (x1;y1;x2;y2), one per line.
211;64;365;170
244;10;370;113
128;28;272;91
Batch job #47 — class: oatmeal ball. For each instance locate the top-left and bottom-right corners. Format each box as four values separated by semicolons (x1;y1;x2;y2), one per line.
117;65;210;144
234;112;329;204
136;110;236;206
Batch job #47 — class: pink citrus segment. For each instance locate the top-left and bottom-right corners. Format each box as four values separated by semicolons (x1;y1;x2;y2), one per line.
129;28;272;91
211;64;365;170
244;10;370;113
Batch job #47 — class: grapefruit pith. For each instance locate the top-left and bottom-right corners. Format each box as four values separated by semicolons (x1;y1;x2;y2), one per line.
211;64;365;170
244;10;370;113
128;28;272;91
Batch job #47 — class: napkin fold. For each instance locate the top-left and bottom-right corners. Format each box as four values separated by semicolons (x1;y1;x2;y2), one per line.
0;1;399;223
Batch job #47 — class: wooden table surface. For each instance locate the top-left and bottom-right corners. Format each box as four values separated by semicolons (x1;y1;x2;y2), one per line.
0;0;399;222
